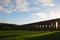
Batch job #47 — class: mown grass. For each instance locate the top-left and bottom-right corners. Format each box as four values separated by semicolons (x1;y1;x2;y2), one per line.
0;30;60;40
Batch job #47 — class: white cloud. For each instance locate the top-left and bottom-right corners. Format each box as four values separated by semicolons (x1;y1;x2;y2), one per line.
49;11;60;18
0;0;11;7
0;0;55;13
32;12;48;20
0;0;29;12
1;0;11;4
15;0;54;12
35;0;54;6
49;3;54;6
32;12;47;18
0;0;13;13
0;5;4;11
32;11;60;20
5;9;12;13
16;0;29;12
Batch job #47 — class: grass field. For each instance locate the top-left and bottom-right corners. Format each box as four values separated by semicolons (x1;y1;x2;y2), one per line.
0;30;60;40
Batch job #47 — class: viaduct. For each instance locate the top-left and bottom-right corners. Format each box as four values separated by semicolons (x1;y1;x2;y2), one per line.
0;18;60;31
19;18;60;31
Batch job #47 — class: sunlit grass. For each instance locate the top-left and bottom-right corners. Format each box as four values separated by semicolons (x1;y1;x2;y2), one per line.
0;30;59;40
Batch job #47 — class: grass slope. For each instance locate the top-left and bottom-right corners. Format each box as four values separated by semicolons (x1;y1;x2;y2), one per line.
0;30;60;40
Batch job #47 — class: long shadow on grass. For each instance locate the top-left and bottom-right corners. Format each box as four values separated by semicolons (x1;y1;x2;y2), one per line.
26;31;60;40
0;34;19;39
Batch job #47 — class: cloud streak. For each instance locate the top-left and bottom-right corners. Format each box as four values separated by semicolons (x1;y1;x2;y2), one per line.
32;10;60;20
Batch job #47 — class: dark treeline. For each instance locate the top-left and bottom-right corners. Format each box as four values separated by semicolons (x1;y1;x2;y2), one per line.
0;23;17;30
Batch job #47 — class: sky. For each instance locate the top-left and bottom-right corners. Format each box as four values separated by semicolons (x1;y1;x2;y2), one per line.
0;0;60;25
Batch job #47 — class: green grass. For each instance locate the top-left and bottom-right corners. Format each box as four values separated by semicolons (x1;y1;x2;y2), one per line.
0;30;60;40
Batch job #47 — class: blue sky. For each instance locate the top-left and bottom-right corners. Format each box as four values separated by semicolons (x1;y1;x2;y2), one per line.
0;0;60;25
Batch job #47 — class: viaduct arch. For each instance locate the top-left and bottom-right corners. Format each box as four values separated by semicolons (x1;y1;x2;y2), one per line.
19;18;60;31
